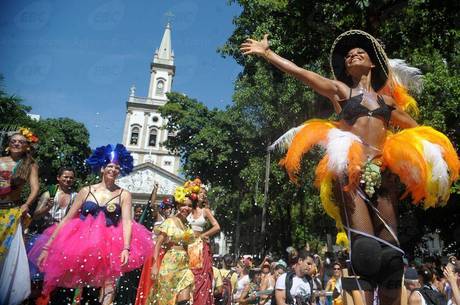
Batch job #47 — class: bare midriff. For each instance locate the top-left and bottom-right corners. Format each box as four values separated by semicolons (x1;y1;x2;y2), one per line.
339;116;387;160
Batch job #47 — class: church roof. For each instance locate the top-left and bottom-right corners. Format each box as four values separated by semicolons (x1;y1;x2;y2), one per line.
154;22;174;66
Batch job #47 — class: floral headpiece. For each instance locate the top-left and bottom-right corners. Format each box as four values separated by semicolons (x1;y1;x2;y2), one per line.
174;177;202;204
160;197;174;209
86;144;133;176
18;127;39;143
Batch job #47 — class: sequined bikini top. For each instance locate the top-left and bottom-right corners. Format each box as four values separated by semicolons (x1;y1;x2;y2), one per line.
339;92;395;126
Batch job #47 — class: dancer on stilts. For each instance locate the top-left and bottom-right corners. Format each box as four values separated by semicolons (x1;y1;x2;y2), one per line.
241;30;459;305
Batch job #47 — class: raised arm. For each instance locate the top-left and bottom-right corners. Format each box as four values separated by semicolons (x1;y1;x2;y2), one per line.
33;191;52;219
240;34;349;103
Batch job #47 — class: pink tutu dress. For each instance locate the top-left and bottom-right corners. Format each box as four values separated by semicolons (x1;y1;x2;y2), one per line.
28;188;154;294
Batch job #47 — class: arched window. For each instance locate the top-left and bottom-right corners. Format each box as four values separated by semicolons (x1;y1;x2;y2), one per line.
130;127;139;145
156;80;165;95
148;128;158;147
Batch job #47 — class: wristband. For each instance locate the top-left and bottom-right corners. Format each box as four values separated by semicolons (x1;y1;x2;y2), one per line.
123;247;130;252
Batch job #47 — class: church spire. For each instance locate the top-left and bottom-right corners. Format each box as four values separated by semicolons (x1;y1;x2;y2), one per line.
153;22;174;66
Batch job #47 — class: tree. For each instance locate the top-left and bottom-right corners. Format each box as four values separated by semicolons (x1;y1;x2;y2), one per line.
218;0;459;256
160;1;459;256
1;76;93;195
33;118;92;185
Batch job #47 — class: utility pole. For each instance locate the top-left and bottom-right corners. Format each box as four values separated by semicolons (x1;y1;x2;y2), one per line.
260;147;271;254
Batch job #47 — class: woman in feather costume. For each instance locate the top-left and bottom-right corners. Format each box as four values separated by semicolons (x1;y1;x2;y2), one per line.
241;30;459;305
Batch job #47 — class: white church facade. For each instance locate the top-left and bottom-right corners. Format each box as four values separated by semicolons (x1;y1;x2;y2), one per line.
117;23;185;204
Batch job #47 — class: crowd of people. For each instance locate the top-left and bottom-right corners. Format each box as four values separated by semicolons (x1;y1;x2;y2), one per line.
208;249;459;305
0;131;223;305
1;28;459;305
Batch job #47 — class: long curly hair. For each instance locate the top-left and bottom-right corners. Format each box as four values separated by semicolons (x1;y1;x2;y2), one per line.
8;132;36;183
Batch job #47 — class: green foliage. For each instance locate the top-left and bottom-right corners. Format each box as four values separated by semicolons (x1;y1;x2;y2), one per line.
157;1;460;256
1;77;93;200
33;118;92;184
0;75;33;128
217;0;459;256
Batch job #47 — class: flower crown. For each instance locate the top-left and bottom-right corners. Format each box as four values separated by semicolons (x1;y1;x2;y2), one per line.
18;127;39;143
86;144;134;176
174;177;202;204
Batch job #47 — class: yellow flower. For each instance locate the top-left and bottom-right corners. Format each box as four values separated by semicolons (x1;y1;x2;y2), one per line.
336;231;349;248
174;186;186;204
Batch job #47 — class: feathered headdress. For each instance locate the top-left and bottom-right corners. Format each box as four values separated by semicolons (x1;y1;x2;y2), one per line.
86;144;134;176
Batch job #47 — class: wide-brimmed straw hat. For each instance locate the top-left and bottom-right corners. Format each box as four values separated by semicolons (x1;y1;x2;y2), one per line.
330;30;390;91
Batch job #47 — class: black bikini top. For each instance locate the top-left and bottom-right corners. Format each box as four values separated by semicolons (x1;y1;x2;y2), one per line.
339;89;395;126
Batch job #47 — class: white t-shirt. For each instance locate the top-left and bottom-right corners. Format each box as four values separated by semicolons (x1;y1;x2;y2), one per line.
275;273;312;305
234;274;250;302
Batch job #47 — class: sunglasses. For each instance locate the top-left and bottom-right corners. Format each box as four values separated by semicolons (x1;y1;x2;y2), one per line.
333;268;341;270
10;139;27;145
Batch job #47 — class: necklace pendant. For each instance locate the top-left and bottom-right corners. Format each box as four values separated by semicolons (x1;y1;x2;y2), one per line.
106;202;116;213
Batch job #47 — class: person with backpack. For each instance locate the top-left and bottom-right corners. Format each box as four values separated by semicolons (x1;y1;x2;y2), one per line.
409;265;447;305
217;254;238;305
274;249;315;305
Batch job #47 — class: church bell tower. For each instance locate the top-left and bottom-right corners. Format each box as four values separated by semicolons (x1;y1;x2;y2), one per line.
121;23;179;175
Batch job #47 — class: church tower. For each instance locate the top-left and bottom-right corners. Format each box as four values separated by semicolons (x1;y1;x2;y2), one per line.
121;23;179;175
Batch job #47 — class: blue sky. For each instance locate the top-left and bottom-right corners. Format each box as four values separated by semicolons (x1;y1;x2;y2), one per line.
0;0;242;147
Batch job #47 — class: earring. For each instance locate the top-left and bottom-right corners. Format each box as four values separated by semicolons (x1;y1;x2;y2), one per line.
5;147;9;154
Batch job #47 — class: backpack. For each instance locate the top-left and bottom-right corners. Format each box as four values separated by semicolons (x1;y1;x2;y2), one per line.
216;270;234;305
416;286;447;305
272;272;314;305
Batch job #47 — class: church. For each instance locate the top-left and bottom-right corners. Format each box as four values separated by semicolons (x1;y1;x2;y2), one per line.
116;23;185;205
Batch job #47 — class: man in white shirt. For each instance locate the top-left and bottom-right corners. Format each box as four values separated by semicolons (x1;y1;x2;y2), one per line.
275;250;315;305
33;167;76;228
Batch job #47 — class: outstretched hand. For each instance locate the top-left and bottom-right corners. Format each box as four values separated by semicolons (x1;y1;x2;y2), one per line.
240;34;270;57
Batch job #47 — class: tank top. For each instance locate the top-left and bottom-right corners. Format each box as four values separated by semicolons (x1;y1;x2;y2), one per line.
187;210;207;232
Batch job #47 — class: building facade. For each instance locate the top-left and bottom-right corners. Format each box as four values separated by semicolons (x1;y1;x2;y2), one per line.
117;23;184;204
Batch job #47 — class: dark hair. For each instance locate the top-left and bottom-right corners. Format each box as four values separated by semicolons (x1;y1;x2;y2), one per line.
289;248;314;265
57;166;75;177
223;254;234;268
333;262;342;269
418;265;434;285
9;133;36;183
249;269;261;281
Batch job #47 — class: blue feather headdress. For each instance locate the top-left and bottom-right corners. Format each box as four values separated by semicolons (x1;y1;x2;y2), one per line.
86;144;134;176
